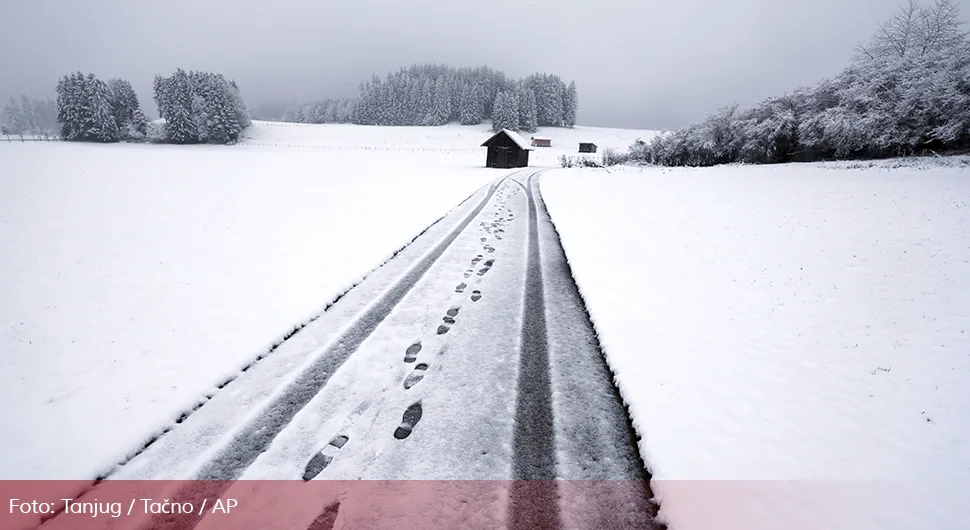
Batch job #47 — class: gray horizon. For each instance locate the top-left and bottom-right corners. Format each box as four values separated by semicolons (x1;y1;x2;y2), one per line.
0;0;956;130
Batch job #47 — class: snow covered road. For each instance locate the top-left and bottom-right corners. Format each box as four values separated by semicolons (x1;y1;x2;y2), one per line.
37;171;662;530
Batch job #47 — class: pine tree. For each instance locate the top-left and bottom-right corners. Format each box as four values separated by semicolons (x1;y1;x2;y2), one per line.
2;97;25;135
54;72;119;142
55;74;78;139
85;74;121;142
163;69;199;144
31;98;56;135
108;78;148;140
153;75;170;119
491;91;519;131
459;82;484;125
228;80;251;129
428;78;452;125
189;72;211;142
563;81;578;127
519;87;538;132
20;95;37;133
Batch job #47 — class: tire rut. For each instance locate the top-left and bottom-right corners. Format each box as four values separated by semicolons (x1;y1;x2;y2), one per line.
116;175;521;530
509;172;560;530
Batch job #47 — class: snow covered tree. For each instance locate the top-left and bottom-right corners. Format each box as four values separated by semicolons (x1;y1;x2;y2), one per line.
30;98;56;135
108;78;148;140
228;79;251;130
856;0;969;61
85;74;121;142
161;69;199;144
152;69;248;144
56;73;83;139
491;90;519;131
563;81;578;127
517;85;538;132
459;82;484;125
54;72;119;142
281;64;574;129
153;75;171;119
426;78;452;125
2;97;26;135
19;95;37;133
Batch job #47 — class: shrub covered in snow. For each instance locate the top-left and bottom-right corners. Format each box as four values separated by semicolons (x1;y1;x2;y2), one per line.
559;154;603;168
626;0;970;166
601;147;629;166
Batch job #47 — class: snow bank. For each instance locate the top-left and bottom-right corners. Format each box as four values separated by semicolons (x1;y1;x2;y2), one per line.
539;162;970;529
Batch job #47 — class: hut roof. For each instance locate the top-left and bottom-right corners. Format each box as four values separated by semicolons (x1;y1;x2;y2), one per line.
482;129;533;150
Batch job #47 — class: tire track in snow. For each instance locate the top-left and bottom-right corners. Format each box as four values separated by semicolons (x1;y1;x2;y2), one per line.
82;174;494;485
38;174;525;530
532;172;665;530
191;177;508;482
508;172;560;530
508;171;664;530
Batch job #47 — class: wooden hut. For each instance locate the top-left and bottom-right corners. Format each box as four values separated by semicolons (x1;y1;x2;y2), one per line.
579;142;598;153
482;129;532;168
531;136;552;147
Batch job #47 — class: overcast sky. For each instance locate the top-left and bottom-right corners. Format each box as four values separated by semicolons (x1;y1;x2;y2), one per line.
0;0;959;129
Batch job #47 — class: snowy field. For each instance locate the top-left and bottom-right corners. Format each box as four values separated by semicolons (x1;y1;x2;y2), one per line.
243;121;658;167
540;162;970;529
0;120;656;481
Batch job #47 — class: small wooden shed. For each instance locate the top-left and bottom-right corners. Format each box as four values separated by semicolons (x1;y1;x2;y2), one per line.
579;142;598;153
531;136;552;147
482;129;532;168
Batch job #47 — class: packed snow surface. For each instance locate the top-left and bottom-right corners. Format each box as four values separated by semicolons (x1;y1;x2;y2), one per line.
539;162;970;530
0;121;656;481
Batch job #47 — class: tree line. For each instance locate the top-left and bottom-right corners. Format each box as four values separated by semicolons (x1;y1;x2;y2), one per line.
280;64;578;132
3;69;251;144
2;96;57;137
623;0;970;167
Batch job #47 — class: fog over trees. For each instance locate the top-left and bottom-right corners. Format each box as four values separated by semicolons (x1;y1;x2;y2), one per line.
279;64;577;132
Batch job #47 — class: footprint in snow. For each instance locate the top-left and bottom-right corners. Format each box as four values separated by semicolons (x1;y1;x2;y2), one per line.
394;402;423;440
481;237;487;242
404;342;422;363
403;363;429;390
456;282;467;293
306;502;341;530
302;434;349;481
446;307;460;317
471;290;482;302
464;270;473;278
437;323;450;335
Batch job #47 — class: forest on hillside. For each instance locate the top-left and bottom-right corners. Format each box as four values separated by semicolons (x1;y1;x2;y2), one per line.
281;64;578;132
615;0;970;167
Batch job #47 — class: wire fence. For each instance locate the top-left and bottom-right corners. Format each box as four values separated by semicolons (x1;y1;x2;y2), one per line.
2;134;61;142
